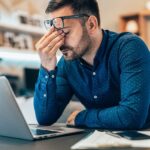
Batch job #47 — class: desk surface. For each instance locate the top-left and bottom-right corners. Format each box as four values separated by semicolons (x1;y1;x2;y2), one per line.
0;133;87;150
0;133;150;150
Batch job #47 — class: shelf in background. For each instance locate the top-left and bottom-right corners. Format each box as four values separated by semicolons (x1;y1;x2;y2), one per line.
0;47;62;69
119;10;150;47
0;47;40;68
0;23;46;36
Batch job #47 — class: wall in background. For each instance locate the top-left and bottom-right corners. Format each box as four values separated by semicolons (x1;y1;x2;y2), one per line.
0;0;149;31
98;0;148;31
37;0;149;31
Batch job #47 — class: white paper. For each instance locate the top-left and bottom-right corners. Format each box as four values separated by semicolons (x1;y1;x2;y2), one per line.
71;130;150;149
71;130;131;149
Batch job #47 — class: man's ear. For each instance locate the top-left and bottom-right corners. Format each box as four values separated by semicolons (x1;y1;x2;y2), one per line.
86;16;98;33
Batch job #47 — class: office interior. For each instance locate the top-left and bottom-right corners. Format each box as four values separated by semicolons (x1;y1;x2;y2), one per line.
0;0;150;122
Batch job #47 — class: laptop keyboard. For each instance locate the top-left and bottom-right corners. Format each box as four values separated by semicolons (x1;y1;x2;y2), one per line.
30;128;60;136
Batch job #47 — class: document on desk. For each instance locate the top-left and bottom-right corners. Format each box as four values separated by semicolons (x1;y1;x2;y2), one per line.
71;130;131;149
71;130;150;149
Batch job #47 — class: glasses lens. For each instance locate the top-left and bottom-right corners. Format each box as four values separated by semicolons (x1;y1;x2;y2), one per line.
53;18;63;29
44;20;52;30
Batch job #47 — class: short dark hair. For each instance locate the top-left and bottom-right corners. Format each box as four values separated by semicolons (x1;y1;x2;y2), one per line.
45;0;100;26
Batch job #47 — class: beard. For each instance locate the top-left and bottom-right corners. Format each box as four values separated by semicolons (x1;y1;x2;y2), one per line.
59;27;92;60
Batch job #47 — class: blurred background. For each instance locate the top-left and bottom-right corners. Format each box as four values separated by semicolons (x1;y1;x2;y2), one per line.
0;0;150;97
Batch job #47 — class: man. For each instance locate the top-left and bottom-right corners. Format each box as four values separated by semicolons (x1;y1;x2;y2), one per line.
34;0;150;129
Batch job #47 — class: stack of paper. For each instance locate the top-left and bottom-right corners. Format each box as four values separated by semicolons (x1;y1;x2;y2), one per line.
71;130;150;149
71;130;131;149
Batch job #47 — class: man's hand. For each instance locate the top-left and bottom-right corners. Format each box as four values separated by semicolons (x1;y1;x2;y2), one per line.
66;110;81;126
35;27;65;71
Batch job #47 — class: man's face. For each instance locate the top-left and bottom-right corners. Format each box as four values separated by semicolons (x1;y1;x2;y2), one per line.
49;6;92;60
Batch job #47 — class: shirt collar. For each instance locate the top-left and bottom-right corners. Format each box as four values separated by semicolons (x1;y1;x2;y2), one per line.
78;29;108;69
93;29;108;67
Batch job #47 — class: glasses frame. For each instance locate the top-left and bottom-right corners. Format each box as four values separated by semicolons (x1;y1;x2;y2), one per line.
44;14;89;30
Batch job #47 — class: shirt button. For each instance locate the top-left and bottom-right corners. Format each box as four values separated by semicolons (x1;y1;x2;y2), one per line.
45;75;48;79
94;95;98;99
43;94;47;98
93;72;96;76
51;75;55;78
80;62;83;65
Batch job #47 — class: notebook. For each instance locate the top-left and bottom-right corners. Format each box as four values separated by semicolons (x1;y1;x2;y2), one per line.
0;76;84;140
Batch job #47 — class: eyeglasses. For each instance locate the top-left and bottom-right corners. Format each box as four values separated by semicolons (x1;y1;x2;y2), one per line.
44;14;89;30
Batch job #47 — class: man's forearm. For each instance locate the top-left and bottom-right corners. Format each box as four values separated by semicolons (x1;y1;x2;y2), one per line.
34;69;61;125
34;66;73;125
75;105;148;129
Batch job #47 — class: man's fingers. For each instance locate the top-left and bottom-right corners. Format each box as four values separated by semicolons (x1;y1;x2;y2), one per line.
67;111;78;123
47;38;64;57
38;31;63;51
67;115;73;123
37;30;62;51
38;27;55;44
48;32;65;47
35;27;60;51
39;37;64;59
42;33;65;54
35;27;54;50
67;111;76;123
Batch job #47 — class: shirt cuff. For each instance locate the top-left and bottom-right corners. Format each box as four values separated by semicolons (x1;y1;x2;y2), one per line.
75;110;87;127
39;66;57;84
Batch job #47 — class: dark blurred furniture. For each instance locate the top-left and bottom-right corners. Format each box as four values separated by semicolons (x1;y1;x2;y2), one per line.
22;68;39;97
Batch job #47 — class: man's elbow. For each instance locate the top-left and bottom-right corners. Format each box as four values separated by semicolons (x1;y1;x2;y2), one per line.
36;117;53;126
35;113;58;126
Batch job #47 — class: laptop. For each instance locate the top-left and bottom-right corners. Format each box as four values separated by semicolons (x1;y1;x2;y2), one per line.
0;76;84;140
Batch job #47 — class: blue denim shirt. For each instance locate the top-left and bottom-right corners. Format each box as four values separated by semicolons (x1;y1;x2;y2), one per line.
34;30;150;129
